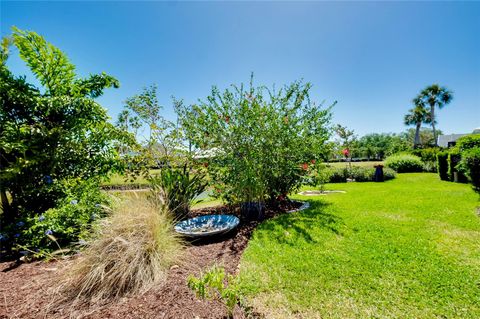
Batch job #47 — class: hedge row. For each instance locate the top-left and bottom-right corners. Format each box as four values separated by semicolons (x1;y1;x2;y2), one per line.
326;166;396;183
437;134;480;193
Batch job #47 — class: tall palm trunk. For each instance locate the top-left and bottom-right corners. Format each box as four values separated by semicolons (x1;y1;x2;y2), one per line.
414;122;421;148
430;104;437;146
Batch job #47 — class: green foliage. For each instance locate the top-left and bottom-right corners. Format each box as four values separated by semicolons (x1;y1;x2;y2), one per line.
414;84;453;146
384;154;424;173
410;147;441;163
176;76;333;217
458;147;480;194
325;166;396;183
436;151;449;181
400;128;441;149
409;147;441;173
0;28;129;252
11;27;76;95
447;149;467;182
455;134;480;152
4;179;109;253
404;103;432;147
354;133;410;160
307;164;333;192
187;265;241;318
148;164;207;219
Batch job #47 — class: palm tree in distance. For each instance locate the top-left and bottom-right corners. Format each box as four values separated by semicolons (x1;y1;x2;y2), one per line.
404;100;433;148
415;84;453;146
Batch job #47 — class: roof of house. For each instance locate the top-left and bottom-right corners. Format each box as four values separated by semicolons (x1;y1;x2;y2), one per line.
437;134;467;147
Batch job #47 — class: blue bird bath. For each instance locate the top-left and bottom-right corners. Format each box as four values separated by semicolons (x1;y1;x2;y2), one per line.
174;214;240;238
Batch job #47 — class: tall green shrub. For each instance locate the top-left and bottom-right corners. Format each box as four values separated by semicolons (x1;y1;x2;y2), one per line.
436;151;449;181
384;154;423;173
456;134;480;151
458;147;480;194
176;76;333;219
0;28;130;252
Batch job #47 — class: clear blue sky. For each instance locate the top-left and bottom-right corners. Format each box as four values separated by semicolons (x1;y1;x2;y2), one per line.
1;1;479;136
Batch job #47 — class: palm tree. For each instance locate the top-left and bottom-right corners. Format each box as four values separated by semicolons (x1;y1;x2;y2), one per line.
415;84;453;146
404;100;432;148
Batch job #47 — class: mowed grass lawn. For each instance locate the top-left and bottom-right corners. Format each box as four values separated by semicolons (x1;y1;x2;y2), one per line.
239;173;480;318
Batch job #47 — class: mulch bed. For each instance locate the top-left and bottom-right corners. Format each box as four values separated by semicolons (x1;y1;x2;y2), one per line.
0;201;302;319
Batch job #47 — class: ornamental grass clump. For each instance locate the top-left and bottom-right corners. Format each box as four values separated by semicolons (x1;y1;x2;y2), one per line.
58;198;183;305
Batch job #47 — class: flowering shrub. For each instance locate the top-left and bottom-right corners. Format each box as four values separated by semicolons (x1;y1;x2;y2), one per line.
4;179;110;253
176;77;333;219
384;154;424;173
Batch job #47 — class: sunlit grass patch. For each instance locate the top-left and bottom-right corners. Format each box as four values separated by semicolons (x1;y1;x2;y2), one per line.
240;173;480;318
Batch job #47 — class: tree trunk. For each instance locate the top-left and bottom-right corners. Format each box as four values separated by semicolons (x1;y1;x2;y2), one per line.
431;105;437;146
414;122;421;148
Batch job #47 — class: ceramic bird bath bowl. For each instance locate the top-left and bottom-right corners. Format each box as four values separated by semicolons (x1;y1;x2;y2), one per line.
174;214;240;238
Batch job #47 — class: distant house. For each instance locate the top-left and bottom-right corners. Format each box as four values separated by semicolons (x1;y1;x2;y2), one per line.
437;128;480;148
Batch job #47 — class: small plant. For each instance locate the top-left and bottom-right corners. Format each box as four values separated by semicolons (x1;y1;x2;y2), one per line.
309;164;333;193
148;163;207;220
384;154;424;173
187;265;241;318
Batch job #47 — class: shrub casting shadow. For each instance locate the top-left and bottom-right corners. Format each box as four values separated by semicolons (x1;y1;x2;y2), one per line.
255;201;344;245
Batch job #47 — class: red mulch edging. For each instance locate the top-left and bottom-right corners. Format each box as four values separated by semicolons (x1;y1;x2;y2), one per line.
0;201;302;319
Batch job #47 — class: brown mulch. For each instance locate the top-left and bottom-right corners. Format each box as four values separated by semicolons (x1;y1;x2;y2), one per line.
0;201;302;319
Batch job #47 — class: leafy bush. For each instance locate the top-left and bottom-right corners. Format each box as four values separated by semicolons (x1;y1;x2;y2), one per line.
2;179;109;254
437;151;449;181
384;154;424;173
382;167;397;181
1;28;130;251
328;167;349;183
410;147;441;172
176;77;333;219
410;147;441;163
188;265;241;318
58;199;183;304
458;147;480;194
305;164;333;192
148;164;207;220
455;134;480;151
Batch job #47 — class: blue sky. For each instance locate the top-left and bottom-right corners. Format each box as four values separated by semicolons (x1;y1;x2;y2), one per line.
1;1;479;136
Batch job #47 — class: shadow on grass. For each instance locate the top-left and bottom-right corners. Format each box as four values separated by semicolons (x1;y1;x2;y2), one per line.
255;200;344;245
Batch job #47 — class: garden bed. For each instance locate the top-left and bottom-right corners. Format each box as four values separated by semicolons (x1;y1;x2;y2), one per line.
0;200;303;319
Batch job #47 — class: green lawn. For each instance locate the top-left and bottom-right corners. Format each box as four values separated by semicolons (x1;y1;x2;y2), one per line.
239;173;480;318
101;169;161;187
